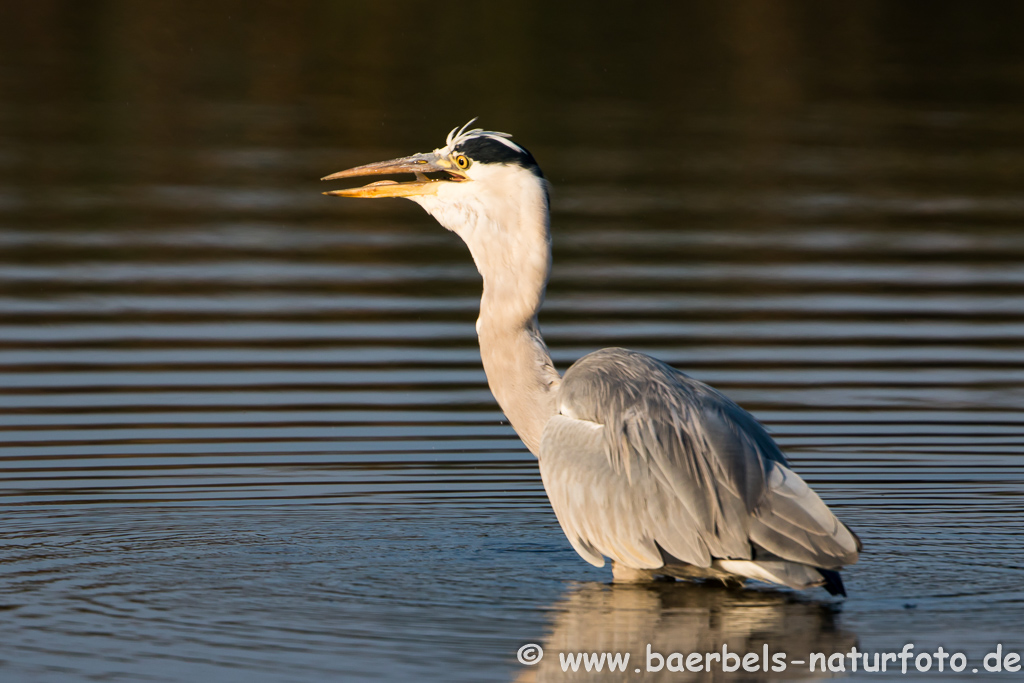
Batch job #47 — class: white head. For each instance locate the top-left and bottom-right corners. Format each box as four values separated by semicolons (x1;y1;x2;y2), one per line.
323;121;552;308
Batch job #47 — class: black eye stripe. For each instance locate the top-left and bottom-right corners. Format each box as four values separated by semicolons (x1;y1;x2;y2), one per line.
453;136;543;177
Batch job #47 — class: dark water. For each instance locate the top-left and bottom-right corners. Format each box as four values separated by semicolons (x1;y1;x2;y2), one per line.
3;2;1024;681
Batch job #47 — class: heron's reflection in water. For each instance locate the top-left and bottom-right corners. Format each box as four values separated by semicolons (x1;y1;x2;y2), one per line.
515;581;857;682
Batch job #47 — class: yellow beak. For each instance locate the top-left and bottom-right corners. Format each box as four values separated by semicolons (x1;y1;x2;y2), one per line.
321;152;468;199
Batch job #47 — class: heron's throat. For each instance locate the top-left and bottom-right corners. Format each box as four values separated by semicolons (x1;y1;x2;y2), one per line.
414;176;560;456
474;226;560;456
476;296;560;456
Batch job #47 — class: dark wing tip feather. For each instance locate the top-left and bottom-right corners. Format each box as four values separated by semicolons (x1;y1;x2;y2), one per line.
818;568;847;597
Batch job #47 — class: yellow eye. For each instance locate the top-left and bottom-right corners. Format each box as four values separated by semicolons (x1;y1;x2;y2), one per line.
455;155;470;169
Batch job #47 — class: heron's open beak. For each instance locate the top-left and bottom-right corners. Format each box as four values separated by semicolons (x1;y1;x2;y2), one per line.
321;152;468;199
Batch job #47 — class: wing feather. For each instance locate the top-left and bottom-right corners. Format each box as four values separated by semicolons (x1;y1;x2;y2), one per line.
539;348;859;575
540;414;708;567
748;464;860;567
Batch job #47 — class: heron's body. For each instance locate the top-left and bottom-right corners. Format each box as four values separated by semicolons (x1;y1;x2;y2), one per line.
324;122;860;595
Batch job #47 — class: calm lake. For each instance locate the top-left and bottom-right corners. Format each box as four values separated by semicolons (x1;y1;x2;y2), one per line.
2;2;1024;681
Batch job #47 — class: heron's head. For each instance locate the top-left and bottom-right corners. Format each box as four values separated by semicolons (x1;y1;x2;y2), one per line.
322;120;548;241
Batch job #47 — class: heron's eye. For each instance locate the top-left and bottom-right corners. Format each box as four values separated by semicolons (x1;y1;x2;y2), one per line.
455;155;470;169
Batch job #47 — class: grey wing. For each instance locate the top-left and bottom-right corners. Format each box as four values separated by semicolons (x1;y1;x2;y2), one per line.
538;348;859;572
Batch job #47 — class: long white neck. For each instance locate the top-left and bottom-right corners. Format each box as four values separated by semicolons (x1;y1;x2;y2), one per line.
412;166;561;456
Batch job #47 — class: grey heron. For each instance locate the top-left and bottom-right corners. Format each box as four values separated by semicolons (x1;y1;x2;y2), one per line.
323;121;860;595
